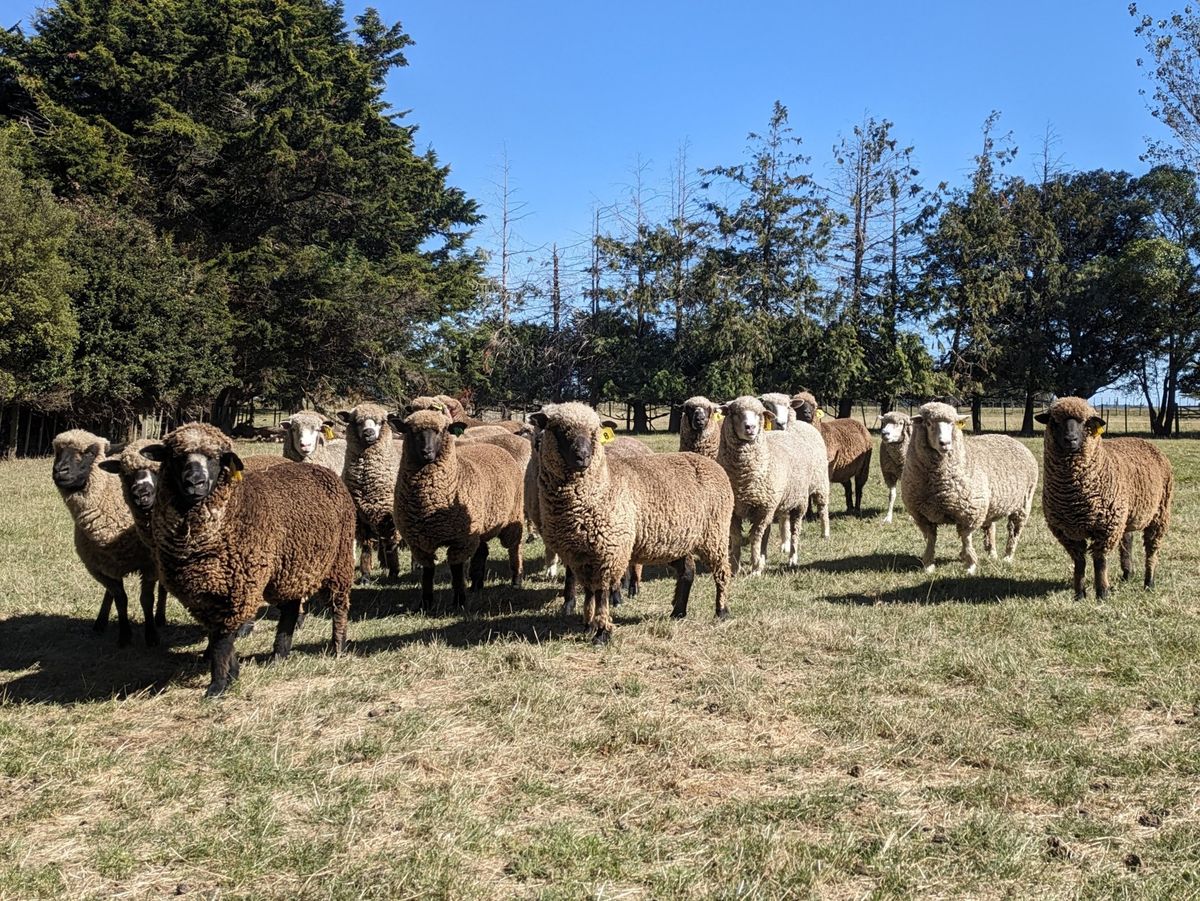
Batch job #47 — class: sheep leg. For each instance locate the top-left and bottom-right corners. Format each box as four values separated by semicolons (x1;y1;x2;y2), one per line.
563;566;577;618
329;585;350;656
358;538;376;580
779;516;792;562
628;564;642;598
1119;532;1135;580
204;628;240;699
93;589;113;633
982;521;997;558
817;494;830;539
420;564;435;612
272;600;302;661
854;465;869;514
500;523;523;587
154;582;167;627
1091;541;1110;600
449;561;468;609
100;576;133;648
592;587;613;645
957;525;978;575
382;536;401;582
842;480;854;513
138;572;159;647
467;542;488;612
670;556;695;619
728;516;743;577
582;580;595;626
914;514;938;573
883;486;896;524
1060;537;1088;599
1144;521;1166;590
748;510;772;576
787;510;802;567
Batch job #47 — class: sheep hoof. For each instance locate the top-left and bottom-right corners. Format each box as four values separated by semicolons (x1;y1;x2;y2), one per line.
562;599;576;618
203;683;228;700
1074;589;1087;601
236;621;256;638
1002;555;1014;565
1144;577;1155;590
965;564;978;576
591;629;611;646
1096;588;1109;600
670;607;687;620
923;564;936;574
882;516;892;524
715;607;730;621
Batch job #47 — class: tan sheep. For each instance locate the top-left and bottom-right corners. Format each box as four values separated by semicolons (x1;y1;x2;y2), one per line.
281;410;347;476
878;411;913;524
678;396;722;459
390;409;525;612
338;402;402;580
532;403;733;643
1036;397;1173;598
53;430;163;647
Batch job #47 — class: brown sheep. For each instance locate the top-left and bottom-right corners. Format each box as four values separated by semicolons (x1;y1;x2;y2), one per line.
1036;397;1173;599
791;391;873;514
390;409;525;612
678;396;722;459
142;424;356;697
338;402;402;580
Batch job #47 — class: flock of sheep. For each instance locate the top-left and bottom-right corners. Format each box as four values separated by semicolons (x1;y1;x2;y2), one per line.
49;390;1174;698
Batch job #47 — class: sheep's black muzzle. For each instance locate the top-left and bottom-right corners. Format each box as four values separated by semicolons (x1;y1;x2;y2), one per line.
794;404;815;424
178;461;216;504
555;432;593;472
1057;420;1085;454
52;451;95;492
131;473;157;509
412;430;442;465
686;408;709;432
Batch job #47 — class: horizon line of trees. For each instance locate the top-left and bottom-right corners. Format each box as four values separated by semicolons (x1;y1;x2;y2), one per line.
3;1;1200;447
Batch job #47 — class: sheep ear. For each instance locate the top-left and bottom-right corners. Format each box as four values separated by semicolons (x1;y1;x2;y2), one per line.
1034;412;1050;425
140;443;169;463
956;415;969;425
1086;416;1106;435
529;412;548;430
762;408;777;423
221;452;244;481
336;410;352;425
910;415;923;425
448;423;467;437
280;418;293;430
601;419;619;430
386;413;407;433
98;459;123;474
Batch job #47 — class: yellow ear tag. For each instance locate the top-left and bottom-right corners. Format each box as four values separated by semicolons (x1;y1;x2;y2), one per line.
232;469;243;482
1090;424;1105;437
322;426;335;440
713;411;724;422
432;402;444;412
764;419;774;431
600;426;616;444
955;421;965;431
815;409;824;420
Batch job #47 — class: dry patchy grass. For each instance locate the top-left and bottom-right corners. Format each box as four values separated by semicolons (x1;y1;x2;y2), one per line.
1;435;1199;898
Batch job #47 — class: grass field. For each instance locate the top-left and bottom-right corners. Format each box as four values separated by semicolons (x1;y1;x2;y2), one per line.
2;434;1198;899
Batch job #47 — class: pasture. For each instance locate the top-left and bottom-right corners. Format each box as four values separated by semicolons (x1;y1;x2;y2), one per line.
2;435;1198;899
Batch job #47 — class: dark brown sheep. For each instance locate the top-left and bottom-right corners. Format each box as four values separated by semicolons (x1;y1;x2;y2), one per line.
791;391;873;514
143;423;356;698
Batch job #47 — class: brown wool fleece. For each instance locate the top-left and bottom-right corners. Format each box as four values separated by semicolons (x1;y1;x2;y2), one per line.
53;430;153;582
679;396;722;459
151;423;356;633
340;403;401;543
537;402;733;631
393;409;525;569
1040;396;1172;560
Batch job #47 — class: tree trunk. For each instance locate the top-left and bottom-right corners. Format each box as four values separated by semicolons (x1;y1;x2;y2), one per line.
668;405;682;433
1020;389;1036;437
212;386;240;433
837;396;853;419
878;396;893;416
971;394;983;433
632;400;649;435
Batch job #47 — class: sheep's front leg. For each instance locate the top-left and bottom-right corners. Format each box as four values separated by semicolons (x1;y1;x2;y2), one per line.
204;628;240;699
1091;539;1110;600
99;576;133;648
449;559;468;610
592;587;614;644
670;556;695;619
982;521;997;559
913;513;938;573
883;486;897;524
957;524;979;575
414;550;437;611
154;582;167;626
563;566;577;618
93;589;113;633
138;571;159;647
748;508;774;575
786;510;802;567
272;600;302;661
728;516;743;576
1119;532;1135;580
778;515;793;563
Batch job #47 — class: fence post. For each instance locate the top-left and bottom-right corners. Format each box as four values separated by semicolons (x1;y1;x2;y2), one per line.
1002;400;1007;433
1125;404;1128;434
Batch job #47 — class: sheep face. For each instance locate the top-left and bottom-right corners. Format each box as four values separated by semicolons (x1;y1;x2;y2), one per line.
1035;398;1105;457
530;403;602;475
338;404;389;446
392;410;462;466
790;392;820;425
722;397;769;443
282;415;329;458
759;394;793;430
912;404;967;456
684;401;713;434
141;426;243;510
52;438;106;492
880;413;911;444
100;458;160;510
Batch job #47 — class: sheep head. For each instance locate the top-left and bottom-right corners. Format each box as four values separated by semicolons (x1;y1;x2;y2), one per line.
97;438;163;511
720;396;772;444
391;409;464;466
51;429;111;493
337;403;392;447
281;411;332;459
790;391;822;425
879;411;913;445
140;423;242;510
530;402;604;476
911;402;968;457
1035;397;1106;457
759;393;794;430
681;395;720;435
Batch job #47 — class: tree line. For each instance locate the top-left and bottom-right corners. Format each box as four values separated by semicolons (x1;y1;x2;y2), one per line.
2;2;1200;444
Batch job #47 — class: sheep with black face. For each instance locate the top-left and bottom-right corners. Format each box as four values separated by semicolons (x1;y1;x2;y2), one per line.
678;396;722;459
1036;396;1173;599
790;390;873;514
53;430;163;647
532;402;733;643
142;423;356;698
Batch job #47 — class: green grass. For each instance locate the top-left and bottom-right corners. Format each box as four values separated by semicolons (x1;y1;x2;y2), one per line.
2;435;1198;898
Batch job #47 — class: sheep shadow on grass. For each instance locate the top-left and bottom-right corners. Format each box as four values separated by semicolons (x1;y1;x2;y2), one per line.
822;576;1064;606
0;612;206;704
807;553;920;574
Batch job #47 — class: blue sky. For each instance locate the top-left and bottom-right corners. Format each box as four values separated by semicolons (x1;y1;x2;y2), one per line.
330;0;1175;263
